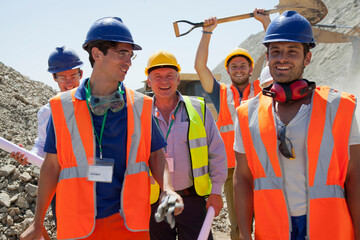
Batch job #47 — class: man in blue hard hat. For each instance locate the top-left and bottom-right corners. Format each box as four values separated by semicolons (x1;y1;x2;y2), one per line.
233;11;360;239
21;17;183;240
11;46;83;227
11;46;83;163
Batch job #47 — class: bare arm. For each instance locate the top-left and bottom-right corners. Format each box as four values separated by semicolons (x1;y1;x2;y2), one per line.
233;151;254;240
253;8;271;31
149;149;183;215
345;144;360;239
194;17;218;93
20;153;60;240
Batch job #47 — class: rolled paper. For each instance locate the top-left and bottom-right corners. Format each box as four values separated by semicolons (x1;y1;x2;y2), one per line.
0;136;44;168
197;206;215;240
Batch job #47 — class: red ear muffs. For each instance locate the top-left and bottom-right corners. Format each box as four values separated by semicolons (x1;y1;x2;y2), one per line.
262;79;316;103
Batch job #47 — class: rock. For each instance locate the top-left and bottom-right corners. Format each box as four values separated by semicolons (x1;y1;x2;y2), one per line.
21;218;32;232
31;167;40;178
24;210;34;219
24;193;34;204
7;182;19;191
4;226;17;236
10;194;19;204
15;196;28;209
8;207;20;216
6;215;13;226
0;165;16;177
24;183;37;197
19;172;32;182
0;192;11;208
11;169;20;180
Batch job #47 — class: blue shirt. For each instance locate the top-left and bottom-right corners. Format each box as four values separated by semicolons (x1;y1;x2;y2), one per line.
44;78;167;219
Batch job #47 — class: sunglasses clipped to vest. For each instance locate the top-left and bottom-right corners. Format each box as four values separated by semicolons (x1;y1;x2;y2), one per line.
262;79;316;159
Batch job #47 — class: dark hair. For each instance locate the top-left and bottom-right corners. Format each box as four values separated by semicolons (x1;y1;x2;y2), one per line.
84;40;118;67
226;55;252;68
53;69;81;78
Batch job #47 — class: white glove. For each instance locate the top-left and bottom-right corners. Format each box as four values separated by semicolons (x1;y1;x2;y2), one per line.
155;195;184;229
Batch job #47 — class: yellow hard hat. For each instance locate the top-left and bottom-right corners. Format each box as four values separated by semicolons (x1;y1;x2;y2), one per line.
145;50;181;75
224;47;254;69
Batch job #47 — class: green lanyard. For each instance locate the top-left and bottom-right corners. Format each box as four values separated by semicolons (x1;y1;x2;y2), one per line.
85;81;109;160
155;103;180;151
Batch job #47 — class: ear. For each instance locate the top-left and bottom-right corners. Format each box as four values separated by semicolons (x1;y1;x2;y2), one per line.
80;69;84;78
304;51;312;66
249;66;253;76
52;73;57;82
91;47;102;62
176;72;181;85
147;77;151;88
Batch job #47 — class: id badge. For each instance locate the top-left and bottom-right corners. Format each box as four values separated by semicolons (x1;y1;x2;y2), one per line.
87;157;114;183
166;158;174;172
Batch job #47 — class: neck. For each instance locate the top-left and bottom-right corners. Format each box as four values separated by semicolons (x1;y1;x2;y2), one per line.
88;74;119;96
233;82;249;94
155;94;179;114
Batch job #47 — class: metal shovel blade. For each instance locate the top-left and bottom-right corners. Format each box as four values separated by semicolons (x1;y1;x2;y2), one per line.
277;0;328;25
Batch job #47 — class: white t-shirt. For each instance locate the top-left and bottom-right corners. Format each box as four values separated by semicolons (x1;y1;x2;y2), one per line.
234;102;360;216
31;103;51;158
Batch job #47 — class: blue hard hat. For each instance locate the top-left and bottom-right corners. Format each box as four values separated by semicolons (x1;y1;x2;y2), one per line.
82;17;141;50
48;46;83;73
263;11;316;48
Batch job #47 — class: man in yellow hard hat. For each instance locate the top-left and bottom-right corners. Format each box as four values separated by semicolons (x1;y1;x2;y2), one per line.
194;9;270;240
146;50;227;240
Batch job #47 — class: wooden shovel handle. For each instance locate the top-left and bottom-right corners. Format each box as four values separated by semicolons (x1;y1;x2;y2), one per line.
216;9;279;24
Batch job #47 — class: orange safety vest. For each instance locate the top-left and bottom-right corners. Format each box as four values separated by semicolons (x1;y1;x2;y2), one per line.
50;87;153;240
217;80;261;168
237;86;356;240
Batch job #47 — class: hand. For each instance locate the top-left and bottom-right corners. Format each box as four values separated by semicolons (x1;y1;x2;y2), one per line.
10;144;29;165
20;222;43;240
155;191;184;228
253;8;271;30
206;193;223;217
203;17;217;33
159;190;184;216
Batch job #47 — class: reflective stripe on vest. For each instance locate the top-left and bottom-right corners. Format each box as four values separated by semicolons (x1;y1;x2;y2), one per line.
51;86;153;239
237;86;356;239
121;87;152;232
217;80;261;168
150;96;211;204
183;96;211;196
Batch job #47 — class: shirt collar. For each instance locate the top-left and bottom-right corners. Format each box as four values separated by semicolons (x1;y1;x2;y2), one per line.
153;91;184;117
74;78;126;101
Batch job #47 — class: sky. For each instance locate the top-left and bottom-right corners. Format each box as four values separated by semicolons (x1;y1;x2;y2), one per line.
0;0;278;91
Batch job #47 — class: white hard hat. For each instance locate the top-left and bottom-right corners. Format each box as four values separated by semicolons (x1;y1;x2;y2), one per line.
259;66;273;88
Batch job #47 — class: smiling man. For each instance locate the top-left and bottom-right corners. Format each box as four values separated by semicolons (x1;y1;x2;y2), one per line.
194;9;270;240
233;11;360;239
20;18;182;240
146;50;227;240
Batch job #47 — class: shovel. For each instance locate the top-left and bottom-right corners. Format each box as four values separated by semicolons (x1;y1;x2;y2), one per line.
173;0;328;37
